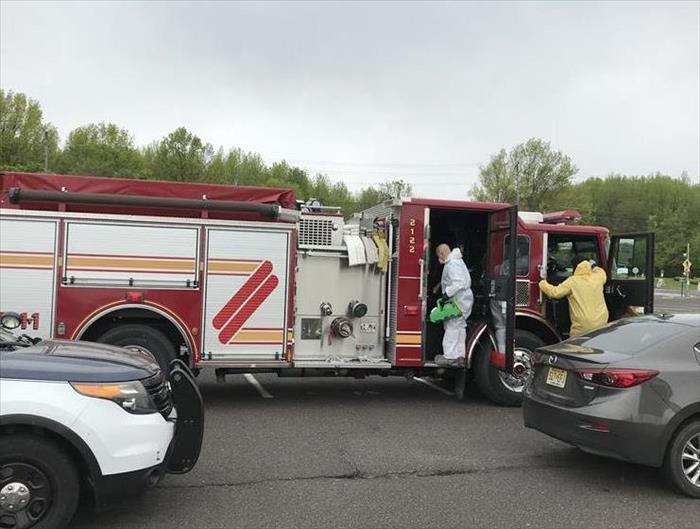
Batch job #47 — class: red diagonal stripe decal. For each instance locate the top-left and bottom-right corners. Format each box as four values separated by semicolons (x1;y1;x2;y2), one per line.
212;260;272;330
218;275;279;345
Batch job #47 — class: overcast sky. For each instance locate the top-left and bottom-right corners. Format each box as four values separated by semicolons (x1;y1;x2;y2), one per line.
1;1;698;198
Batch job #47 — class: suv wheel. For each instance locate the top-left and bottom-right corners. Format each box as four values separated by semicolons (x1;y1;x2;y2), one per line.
97;323;176;372
664;419;700;498
0;435;79;529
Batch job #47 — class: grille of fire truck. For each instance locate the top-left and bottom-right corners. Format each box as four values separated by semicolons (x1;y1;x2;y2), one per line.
515;280;530;306
299;217;334;247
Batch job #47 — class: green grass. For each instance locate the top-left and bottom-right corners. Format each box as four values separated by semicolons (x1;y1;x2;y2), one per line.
655;276;699;291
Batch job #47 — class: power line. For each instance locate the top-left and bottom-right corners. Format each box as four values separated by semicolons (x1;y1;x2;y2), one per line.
303;168;476;177
265;157;481;169
328;180;473;188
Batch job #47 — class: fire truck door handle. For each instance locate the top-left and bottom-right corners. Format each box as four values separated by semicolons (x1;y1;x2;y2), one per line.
418;258;425;300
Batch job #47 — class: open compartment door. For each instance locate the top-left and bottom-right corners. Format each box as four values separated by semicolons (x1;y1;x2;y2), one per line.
605;232;655;319
486;206;517;373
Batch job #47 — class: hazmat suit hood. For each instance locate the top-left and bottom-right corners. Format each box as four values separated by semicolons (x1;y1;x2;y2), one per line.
440;247;473;318
573;260;593;276
538;259;608;337
443;247;463;263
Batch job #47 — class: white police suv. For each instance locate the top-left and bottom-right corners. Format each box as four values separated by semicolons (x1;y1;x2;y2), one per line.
0;312;203;529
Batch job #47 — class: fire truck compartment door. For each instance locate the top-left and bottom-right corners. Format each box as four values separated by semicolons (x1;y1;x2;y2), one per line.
605;232;655;319
203;228;290;360
0;217;58;339
486;206;517;372
63;221;199;287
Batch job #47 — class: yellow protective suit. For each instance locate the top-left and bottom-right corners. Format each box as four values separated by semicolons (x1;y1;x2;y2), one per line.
539;260;609;337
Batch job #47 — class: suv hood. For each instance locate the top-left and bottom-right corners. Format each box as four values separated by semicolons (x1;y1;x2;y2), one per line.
0;339;160;383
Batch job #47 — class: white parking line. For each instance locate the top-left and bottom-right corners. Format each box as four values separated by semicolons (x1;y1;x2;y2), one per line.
412;376;455;396
244;373;273;399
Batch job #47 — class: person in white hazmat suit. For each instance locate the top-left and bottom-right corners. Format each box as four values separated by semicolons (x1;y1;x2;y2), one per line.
434;244;473;367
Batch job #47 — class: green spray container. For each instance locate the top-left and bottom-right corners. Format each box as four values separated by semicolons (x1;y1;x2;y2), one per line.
429;298;463;323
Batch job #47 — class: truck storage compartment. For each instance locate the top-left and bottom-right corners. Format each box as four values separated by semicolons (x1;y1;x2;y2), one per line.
424;209;490;362
293;212;387;366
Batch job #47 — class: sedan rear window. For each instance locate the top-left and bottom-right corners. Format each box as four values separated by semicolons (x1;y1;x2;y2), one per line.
579;320;687;355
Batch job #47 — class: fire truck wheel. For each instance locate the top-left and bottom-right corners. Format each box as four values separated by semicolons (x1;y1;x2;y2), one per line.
97;324;177;371
474;330;545;407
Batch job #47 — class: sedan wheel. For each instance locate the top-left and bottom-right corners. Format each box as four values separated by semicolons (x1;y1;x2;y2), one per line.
664;419;700;498
681;433;700;487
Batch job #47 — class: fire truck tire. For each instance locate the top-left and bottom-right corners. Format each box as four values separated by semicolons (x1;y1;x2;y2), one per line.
474;330;544;407
97;324;177;371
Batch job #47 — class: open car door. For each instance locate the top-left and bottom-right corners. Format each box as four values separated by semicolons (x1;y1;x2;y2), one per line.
605;232;655;320
486;206;517;373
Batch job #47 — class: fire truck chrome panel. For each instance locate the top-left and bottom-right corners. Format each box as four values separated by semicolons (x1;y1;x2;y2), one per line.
293;252;385;364
292;211;388;365
298;214;345;249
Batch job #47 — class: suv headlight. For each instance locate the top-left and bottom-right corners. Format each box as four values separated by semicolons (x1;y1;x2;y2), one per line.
71;381;158;414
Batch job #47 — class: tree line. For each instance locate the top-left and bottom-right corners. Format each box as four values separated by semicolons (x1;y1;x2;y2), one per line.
2;88;698;275
472;138;699;277
0;89;412;215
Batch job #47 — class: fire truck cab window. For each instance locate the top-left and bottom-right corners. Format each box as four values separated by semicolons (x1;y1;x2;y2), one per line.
544;234;600;338
546;235;599;285
424;208;489;362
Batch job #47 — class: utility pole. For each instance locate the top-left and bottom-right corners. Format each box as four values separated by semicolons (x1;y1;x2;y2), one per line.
514;161;520;208
43;129;49;172
681;243;692;298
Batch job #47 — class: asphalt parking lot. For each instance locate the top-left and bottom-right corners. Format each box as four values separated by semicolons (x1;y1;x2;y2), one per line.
72;293;699;529
654;288;700;314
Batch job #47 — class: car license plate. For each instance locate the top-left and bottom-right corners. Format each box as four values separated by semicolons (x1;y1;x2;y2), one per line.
546;367;567;388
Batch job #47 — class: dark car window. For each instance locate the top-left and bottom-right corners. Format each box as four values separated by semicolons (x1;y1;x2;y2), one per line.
504;235;530;277
546;235;600;285
579;320;690;355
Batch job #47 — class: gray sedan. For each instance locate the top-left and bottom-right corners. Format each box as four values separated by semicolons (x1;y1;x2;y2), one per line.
523;313;700;497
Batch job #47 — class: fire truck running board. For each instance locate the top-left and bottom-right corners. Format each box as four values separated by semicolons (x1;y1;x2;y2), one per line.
201;360;292;368
421;362;464;369
292;360;392;369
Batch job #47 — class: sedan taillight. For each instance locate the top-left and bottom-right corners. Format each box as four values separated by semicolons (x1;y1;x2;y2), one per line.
576;368;659;388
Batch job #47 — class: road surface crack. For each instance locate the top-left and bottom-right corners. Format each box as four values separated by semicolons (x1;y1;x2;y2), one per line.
161;460;572;490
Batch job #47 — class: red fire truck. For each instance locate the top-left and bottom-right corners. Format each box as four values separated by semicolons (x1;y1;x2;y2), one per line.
0;172;654;405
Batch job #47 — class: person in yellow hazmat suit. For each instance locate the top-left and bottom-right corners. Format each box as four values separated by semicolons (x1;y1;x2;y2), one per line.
539;256;609;337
